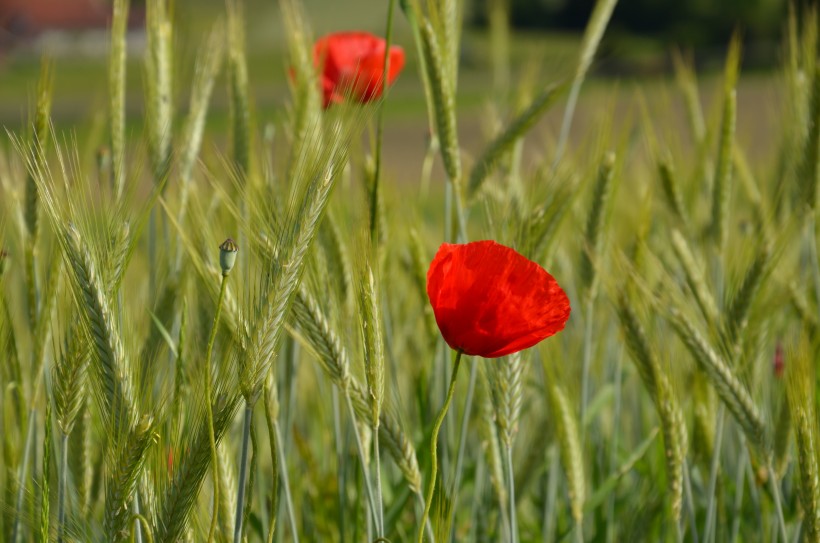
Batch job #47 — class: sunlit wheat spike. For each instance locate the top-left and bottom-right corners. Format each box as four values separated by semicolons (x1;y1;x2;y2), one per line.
547;381;585;525
104;416;155;542
63;225;136;432
670;229;720;327
246;166;341;400
478;383;508;507
218;442;238;539
53;319;90;435
672;49;706;144
527;175;578;262
789;281;819;334
246;111;362;401
691;370;716;468
787;335;820;540
227;0;252;178
407;229;438;338
70;399;94;515
145;0;174;185
292;284;422;494
659;385;688;522
488;352;524;448
110;0;129;199
553;0;618;168
281;0;322;182
468;83;565;197
420;19;461;184
773;400;791;477
579;151;617;296
724;241;770;351
657;152;690;230
667;306;768;454
319;212;353;307
156;393;243;543
350;378;424;494
378;406;423;495
360;262;385;429
292;286;351;391
435;0;459;85
32;256;61;380
709;36;741;249
25;57;53;245
616;297;686;521
108;221;131;297
179;22;225;187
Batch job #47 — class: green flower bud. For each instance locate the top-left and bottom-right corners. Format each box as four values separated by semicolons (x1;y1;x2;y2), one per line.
219;238;238;276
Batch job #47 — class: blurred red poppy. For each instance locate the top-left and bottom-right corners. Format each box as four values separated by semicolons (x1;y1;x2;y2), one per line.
426;240;571;358
313;31;405;108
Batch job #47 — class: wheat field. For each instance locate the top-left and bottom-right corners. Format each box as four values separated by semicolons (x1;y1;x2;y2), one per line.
0;0;819;541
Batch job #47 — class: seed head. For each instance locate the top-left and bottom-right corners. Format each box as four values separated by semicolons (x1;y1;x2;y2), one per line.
219;238;238;276
0;249;8;277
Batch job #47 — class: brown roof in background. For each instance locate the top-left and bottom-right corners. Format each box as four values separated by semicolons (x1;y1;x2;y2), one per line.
0;0;112;35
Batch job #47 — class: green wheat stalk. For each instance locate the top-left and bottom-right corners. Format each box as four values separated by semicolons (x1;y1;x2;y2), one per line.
468;83;565;197
109;0;129;200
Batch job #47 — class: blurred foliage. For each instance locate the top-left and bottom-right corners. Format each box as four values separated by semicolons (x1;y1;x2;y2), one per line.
471;0;810;49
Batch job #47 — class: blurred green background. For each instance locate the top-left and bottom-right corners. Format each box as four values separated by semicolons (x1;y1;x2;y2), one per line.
0;0;805;183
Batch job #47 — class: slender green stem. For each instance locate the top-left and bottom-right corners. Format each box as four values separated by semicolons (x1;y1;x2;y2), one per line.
233;404;253;543
273;420;299;543
343;391;381;532
767;459;788;543
57;432;69;543
543;445;559;543
730;442;748;543
448;357;478;538
703;406;725;543
683;462;699;543
374;427;385;536
206;274;228;542
579;295;595;438
605;353;624;543
133;495;144;543
332;387;346;542
264;379;279;543
12;407;36;543
414;490;436;543
505;444;519;543
130;513;154;543
418;350;463;543
370;0;396;248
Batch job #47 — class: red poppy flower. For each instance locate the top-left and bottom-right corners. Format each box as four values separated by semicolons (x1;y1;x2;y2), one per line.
426;240;571;358
313;31;405;108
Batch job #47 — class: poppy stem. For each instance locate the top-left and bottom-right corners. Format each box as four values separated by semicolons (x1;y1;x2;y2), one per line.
205;273;228;543
447;357;478;537
418;350;463;543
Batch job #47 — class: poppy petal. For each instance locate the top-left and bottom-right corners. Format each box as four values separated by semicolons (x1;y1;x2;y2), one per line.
426;240;571;358
311;31;405;108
